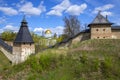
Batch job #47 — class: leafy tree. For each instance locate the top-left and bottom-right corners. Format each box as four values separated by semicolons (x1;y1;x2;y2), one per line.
57;34;67;42
1;31;16;41
53;33;57;38
63;16;80;38
31;32;42;43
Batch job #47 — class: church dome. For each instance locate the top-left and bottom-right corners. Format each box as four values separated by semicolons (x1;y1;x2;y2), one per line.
45;29;52;34
44;29;52;38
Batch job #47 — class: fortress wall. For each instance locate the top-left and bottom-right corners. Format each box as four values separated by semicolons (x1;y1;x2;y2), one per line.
72;33;90;44
21;44;35;55
112;30;120;39
12;44;21;64
0;46;13;62
5;41;13;46
20;44;35;62
91;33;112;39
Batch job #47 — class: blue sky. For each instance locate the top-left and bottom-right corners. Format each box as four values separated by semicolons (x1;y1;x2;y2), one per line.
0;0;120;35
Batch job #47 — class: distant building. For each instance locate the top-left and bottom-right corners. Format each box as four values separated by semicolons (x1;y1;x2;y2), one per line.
88;11;113;39
0;16;35;64
72;11;120;44
88;11;120;39
44;29;52;38
39;29;57;46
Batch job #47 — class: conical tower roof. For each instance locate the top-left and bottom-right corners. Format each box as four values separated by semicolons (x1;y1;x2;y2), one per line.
88;11;113;26
14;16;34;44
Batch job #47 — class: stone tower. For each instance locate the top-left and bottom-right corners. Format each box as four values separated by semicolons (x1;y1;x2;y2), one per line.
88;11;113;39
13;16;35;64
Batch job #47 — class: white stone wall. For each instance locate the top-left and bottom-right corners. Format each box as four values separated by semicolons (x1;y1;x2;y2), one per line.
0;43;35;64
21;44;35;62
12;44;21;64
90;25;112;39
5;41;13;46
12;43;35;64
112;30;120;39
0;46;13;62
72;33;90;44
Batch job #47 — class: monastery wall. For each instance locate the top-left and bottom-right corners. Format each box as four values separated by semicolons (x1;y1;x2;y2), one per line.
0;46;13;62
72;33;90;44
112;30;120;39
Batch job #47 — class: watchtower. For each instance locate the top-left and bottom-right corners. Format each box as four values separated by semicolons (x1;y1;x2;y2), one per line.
13;16;35;64
88;11;113;39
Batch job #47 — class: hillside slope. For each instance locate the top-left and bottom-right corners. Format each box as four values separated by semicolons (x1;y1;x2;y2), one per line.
0;51;11;72
1;39;120;80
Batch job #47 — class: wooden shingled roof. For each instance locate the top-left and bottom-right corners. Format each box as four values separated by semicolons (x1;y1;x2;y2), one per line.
88;11;113;26
14;16;34;44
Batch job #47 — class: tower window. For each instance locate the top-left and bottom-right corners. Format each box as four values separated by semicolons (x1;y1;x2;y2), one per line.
96;29;99;31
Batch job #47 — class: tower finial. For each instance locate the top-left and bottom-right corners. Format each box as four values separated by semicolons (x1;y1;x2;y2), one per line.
22;15;26;22
23;15;25;19
106;15;108;20
98;10;101;14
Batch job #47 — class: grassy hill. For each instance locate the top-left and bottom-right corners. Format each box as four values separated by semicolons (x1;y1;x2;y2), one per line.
1;39;120;80
0;51;11;72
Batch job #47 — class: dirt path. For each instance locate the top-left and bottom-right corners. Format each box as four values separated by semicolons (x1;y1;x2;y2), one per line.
0;75;3;80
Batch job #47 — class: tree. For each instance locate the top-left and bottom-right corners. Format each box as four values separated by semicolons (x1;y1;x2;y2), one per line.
57;34;67;42
1;31;16;41
31;32;42;43
63;16;80;38
53;33;57;38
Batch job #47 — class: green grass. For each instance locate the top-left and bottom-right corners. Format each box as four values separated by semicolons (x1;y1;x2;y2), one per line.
0;51;11;72
1;39;120;80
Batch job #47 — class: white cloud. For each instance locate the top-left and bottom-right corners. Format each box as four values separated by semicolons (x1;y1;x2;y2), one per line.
20;0;26;4
94;4;114;12
0;29;4;33
19;1;46;16
33;26;64;35
0;24;19;33
0;16;6;24
101;11;112;16
0;0;8;6
66;3;87;15
47;0;87;16
93;4;114;16
114;18;120;25
34;27;44;32
47;0;71;16
3;25;18;32
51;26;64;35
0;7;18;15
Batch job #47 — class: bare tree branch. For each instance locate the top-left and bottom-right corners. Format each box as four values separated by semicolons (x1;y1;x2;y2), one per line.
63;15;80;38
